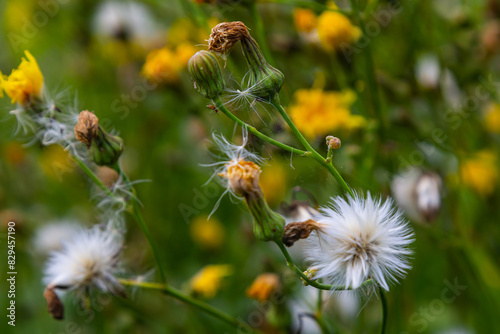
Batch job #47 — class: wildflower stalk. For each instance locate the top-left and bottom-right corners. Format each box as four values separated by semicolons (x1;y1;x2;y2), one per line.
72;156;114;197
315;287;330;334
275;240;372;290
114;164;168;284
213;98;307;156
118;279;258;333
269;96;354;197
379;286;388;334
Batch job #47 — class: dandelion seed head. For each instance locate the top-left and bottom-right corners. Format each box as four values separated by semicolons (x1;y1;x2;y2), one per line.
44;227;124;297
305;193;414;291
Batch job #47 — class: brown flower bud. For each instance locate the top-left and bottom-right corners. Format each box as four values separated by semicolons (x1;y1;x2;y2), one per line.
44;286;64;320
282;219;324;247
326;136;341;150
208;21;250;54
74;110;99;148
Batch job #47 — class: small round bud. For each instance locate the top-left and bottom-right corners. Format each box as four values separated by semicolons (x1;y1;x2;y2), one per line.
327;136;341;150
90;131;123;167
188;51;225;100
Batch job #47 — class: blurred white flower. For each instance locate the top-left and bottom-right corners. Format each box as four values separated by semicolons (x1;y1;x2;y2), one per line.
92;1;160;48
33;220;81;255
392;169;442;223
415;54;440;89
44;227;124;297
305;193;414;291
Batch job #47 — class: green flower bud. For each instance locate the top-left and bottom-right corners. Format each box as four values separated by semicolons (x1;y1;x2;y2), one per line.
188;51;225;100
241;36;284;102
89;128;123;167
246;191;286;242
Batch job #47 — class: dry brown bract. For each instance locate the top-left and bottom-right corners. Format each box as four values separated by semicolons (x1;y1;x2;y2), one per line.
282;219;324;247
74;110;99;148
44;286;64;320
208;21;250;54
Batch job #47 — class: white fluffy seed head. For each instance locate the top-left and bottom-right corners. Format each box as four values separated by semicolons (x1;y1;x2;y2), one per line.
44;227;124;296
305;193;414;291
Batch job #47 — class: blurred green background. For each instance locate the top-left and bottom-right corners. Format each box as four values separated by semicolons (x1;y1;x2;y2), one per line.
1;0;500;333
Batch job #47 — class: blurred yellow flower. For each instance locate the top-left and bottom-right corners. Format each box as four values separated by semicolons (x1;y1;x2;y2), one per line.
484;103;500;133
260;162;287;207
190;264;233;299
3;1;34;33
190;215;225;250
1;50;43;105
294;9;317;33
39;145;75;181
460;151;498;196
246;273;280;303
289;88;366;138
175;43;199;66
317;11;362;51
142;47;181;84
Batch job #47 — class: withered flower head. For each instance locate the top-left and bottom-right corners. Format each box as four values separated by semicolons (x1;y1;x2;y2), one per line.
208;21;250;54
74;110;99;148
43;286;64;320
282;219;324;247
219;160;261;197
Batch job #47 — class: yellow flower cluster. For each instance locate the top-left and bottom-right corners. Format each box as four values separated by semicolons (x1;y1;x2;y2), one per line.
189;264;233;299
293;7;362;51
460;150;498;196
317;11;362;51
141;43;198;84
289;88;366;138
0;50;44;105
484;103;500;133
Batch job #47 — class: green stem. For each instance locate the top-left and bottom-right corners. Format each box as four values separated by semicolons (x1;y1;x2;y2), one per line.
114;165;168;285
315;286;330;334
214;98;307;156
379;286;388;334
72;156;114;197
270;97;354;197
118;279;256;333
275;240;372;290
249;2;275;65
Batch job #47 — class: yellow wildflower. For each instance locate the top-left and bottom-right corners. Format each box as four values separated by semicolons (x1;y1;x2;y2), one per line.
246;273;281;303
289;88;366;138
294;8;317;33
175;43;199;66
317;11;362;51
484;103;500;133
142;47;181;84
190;264;233;299
460;151;498;196
1;50;44;105
259;162;287;207
190;215;225;250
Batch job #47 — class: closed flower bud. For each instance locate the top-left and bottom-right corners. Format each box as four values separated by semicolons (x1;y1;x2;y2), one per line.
240;32;284;102
90;130;123;167
188;50;225;100
74;110;123;167
208;21;284;102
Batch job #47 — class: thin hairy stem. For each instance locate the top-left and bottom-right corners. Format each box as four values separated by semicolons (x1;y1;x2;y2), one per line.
214;98;308;156
275;240;372;290
118;279;257;333
379;286;388;334
114;165;168;284
72;156;114;197
269;97;354;197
